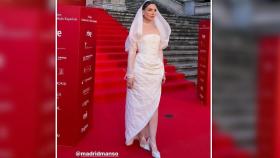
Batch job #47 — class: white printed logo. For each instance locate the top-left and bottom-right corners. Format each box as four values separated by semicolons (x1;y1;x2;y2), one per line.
83;111;88;120
86;30;93;38
58;68;64;75
58;56;67;61
57;30;62;37
202;34;206;39
83;65;92;73
82;87;91;95
81;124;89;133
84;42;93;49
83;54;93;61
57;82;67;86
84;42;87;48
82;99;90;107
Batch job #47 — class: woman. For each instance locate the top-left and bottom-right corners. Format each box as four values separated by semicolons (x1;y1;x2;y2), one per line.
123;1;171;158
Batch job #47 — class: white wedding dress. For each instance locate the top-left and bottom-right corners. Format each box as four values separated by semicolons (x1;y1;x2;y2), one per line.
125;34;164;145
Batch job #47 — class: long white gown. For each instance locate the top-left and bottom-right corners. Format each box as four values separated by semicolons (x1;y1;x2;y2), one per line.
125;34;164;145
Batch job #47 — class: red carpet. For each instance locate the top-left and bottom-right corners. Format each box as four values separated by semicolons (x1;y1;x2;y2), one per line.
58;87;210;158
213;123;253;158
58;8;210;158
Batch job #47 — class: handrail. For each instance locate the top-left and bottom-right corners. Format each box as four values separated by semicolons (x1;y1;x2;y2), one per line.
154;0;185;16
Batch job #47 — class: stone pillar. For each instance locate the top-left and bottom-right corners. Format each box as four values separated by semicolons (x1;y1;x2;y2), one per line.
230;0;252;28
183;0;195;16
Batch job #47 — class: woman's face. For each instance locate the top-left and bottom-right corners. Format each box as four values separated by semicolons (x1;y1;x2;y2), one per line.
143;4;157;21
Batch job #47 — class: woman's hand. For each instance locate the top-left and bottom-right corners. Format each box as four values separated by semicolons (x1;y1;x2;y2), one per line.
162;75;166;84
127;77;135;89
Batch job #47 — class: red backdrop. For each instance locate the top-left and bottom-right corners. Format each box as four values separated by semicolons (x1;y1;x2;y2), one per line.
57;5;96;146
197;20;211;106
257;36;280;158
0;7;55;157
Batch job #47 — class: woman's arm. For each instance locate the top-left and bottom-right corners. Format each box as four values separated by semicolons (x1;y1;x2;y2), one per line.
124;42;137;79
125;42;137;89
159;48;166;83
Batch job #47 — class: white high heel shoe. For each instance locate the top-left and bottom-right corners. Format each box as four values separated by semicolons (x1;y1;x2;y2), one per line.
147;138;161;158
139;136;150;151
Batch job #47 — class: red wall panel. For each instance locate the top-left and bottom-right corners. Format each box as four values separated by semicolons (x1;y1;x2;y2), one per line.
57;5;97;146
257;36;280;158
197;20;210;106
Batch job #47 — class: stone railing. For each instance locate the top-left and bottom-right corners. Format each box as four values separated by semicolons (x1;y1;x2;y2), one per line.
86;0;126;11
154;0;185;16
194;2;210;15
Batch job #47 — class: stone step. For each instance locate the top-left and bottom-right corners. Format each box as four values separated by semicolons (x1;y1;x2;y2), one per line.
123;24;198;30
108;15;204;25
108;10;204;21
224;129;255;147
124;0;173;15
171;62;197;69
110;16;199;27
121;21;199;28
193;15;210;19
170;32;198;37
132;28;198;34
166;56;198;62
216;115;255;130
168;45;198;50
170;28;198;33
214;107;255;118
195;2;211;7
171;25;199;29
177;69;197;78
110;13;194;21
216;116;255;148
167;60;197;67
213;100;255;113
170;36;198;40
111;16;200;26
169;40;198;45
164;50;197;56
123;23;199;30
120;26;198;35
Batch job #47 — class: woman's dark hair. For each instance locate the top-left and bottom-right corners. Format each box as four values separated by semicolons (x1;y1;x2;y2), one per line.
142;1;157;10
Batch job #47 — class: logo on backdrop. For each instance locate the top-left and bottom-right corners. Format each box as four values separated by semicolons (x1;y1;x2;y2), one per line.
83;54;93;61
81;124;89;133
83;111;88;120
82;99;90;107
58;68;64;75
83;65;92;73
58;56;67;61
57;82;67;86
57;30;62;37
86;30;93;38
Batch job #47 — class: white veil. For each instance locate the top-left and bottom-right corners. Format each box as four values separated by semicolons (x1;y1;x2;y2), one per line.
124;0;171;53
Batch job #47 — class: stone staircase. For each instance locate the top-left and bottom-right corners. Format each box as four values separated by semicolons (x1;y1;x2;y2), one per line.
106;6;206;83
213;30;257;153
125;0;173;14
